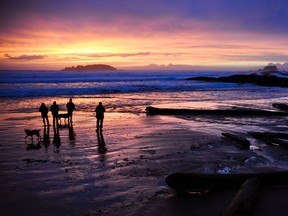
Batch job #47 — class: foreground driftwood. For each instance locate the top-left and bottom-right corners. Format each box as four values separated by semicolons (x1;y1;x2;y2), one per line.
222;178;260;216
145;106;287;116
222;133;250;150
248;132;288;147
165;171;288;192
273;103;288;112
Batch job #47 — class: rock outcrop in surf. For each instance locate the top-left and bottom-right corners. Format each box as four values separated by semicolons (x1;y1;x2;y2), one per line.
186;73;288;88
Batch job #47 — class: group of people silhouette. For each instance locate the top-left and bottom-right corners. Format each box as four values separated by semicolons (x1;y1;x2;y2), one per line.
39;98;75;126
38;99;105;131
36;99;106;154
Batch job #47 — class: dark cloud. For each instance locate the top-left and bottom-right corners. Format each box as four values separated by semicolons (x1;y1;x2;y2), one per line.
4;54;46;61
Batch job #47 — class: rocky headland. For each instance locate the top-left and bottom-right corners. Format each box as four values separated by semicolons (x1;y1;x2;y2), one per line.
186;73;288;88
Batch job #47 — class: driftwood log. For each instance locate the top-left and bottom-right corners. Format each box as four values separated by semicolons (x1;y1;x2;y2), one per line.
222;133;250;150
248;132;288;140
273;103;288;112
165;171;288;192
145;106;287;116
248;132;288;147
222;178;260;216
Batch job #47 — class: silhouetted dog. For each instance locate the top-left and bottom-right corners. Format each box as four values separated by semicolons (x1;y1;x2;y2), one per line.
58;113;70;124
25;129;41;140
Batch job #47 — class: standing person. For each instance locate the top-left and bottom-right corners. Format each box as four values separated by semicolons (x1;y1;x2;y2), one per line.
66;98;75;122
39;103;50;126
50;101;59;126
95;102;105;131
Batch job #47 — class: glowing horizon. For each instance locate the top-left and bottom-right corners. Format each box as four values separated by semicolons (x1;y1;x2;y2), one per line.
0;0;287;70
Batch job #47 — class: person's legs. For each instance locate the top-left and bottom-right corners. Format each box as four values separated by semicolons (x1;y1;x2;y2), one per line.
68;111;73;122
97;118;100;129
53;115;58;126
42;116;46;125
45;115;50;126
100;119;103;129
56;115;59;127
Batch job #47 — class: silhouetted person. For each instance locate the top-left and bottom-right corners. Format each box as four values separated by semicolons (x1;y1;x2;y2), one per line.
50;101;59;126
39;103;50;126
68;121;76;142
95;102;105;131
66;98;75;122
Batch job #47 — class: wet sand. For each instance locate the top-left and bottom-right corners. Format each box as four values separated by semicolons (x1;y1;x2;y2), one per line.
1;106;288;216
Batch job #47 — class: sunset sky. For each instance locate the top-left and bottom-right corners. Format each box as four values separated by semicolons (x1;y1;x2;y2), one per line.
0;0;288;70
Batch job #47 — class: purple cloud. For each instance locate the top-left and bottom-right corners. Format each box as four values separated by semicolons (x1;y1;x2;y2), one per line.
1;0;288;34
222;54;288;62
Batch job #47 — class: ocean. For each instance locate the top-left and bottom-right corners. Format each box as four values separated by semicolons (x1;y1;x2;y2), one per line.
0;70;235;98
1;70;288;114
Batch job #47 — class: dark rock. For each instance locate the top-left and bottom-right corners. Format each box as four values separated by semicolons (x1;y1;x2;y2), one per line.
186;74;288;88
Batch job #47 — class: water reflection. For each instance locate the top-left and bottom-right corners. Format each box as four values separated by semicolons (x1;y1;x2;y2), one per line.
97;130;107;162
23;120;77;153
26;141;41;150
43;125;51;149
59;120;76;146
68;122;76;145
53;124;61;153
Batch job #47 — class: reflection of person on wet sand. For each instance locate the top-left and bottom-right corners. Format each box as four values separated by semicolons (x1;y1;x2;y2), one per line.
95;102;105;131
97;130;107;160
50;101;59;126
43;125;50;148
68;122;76;142
53;123;61;153
39;103;50;126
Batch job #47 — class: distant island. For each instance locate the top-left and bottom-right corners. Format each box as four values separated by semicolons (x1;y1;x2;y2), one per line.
62;64;117;71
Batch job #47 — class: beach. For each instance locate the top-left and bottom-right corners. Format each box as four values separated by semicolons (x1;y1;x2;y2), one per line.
1;71;288;215
1;97;288;215
1;106;230;215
